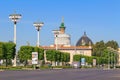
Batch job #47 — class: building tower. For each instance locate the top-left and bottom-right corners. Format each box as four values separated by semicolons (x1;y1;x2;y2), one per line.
52;18;71;46
59;17;66;34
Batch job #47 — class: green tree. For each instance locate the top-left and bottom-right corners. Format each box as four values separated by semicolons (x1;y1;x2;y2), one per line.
0;42;15;66
4;42;16;66
92;40;119;66
18;46;44;66
73;54;93;65
46;50;60;65
73;54;81;61
92;40;106;57
0;42;5;60
18;46;34;66
107;47;118;67
63;52;70;63
46;50;70;66
46;50;55;64
34;47;44;60
60;52;70;65
55;50;61;62
86;56;93;65
105;40;119;50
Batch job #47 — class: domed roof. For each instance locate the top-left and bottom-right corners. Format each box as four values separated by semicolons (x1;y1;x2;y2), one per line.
76;32;93;46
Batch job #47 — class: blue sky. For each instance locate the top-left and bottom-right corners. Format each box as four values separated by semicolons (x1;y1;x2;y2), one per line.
0;0;120;49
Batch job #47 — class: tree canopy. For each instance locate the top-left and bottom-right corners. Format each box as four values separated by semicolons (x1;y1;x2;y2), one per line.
0;42;16;66
18;46;44;65
92;40;119;57
46;50;70;65
0;42;5;59
91;40;119;67
105;40;119;50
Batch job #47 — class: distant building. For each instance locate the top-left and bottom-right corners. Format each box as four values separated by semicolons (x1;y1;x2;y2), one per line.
117;48;120;66
42;18;93;64
52;18;71;46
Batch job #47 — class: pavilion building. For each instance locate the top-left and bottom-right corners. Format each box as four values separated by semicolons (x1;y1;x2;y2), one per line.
42;18;93;64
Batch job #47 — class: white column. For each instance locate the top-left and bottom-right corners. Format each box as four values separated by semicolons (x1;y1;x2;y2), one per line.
56;35;58;50
118;52;120;66
108;52;110;69
14;23;17;44
55;35;58;66
13;22;17;66
37;30;40;47
13;55;17;66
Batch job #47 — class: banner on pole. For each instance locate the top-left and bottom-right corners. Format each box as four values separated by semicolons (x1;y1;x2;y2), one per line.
81;58;85;66
93;59;96;66
32;52;38;64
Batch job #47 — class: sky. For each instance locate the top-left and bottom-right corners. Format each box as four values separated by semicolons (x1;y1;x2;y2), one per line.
0;0;120;49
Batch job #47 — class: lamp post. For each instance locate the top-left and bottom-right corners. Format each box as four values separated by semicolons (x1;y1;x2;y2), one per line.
55;34;58;50
33;22;44;47
113;51;116;69
107;47;111;69
108;51;110;69
9;13;21;66
113;49;117;69
107;47;117;69
110;48;116;69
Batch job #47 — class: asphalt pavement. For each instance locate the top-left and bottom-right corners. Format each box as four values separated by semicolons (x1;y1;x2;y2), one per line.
0;69;120;80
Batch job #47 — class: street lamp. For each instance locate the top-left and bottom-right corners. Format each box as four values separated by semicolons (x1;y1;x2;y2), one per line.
112;49;117;69
9;13;22;66
33;22;44;47
107;47;111;69
110;48;116;69
107;47;117;69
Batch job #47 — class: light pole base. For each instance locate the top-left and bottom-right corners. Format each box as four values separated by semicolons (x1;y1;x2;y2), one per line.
13;55;17;67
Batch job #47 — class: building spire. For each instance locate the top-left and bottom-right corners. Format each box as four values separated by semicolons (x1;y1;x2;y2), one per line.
14;10;16;14
62;16;64;23
60;17;65;28
84;31;87;36
59;17;66;34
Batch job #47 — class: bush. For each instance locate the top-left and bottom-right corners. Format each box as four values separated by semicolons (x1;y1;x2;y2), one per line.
115;66;120;68
52;66;72;69
0;66;23;70
40;65;50;70
0;66;9;70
